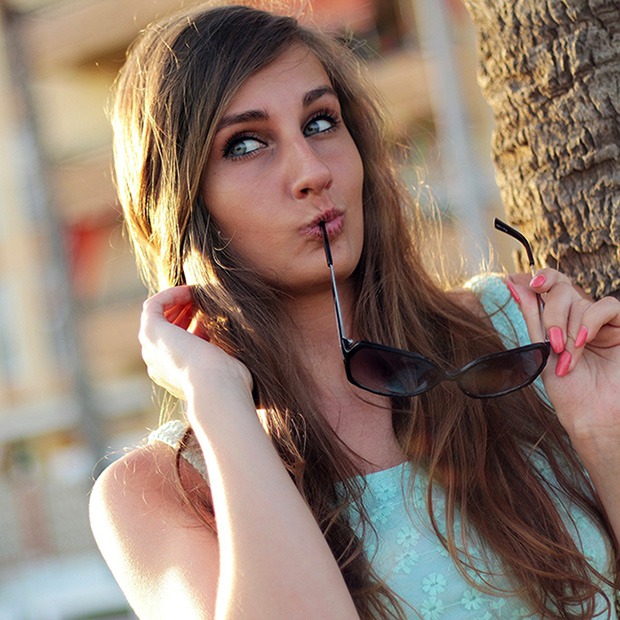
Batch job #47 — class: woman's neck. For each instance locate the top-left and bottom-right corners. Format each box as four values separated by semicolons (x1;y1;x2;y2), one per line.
283;284;407;474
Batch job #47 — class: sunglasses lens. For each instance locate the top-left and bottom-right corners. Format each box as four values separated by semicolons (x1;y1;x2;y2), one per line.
458;346;547;397
349;347;439;397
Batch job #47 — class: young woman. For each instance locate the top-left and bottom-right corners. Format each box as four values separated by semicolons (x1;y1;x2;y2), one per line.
89;3;620;618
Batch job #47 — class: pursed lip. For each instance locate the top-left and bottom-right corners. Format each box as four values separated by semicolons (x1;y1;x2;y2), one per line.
301;208;345;239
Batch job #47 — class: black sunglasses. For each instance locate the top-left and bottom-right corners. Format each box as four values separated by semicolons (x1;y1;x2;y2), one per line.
320;218;550;399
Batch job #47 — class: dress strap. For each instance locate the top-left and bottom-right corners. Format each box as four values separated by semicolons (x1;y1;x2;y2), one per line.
148;419;209;480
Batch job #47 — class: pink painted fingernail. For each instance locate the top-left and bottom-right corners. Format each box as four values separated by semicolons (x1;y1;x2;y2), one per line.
530;273;547;288
548;326;565;354
574;326;588;348
555;351;572;377
506;280;521;304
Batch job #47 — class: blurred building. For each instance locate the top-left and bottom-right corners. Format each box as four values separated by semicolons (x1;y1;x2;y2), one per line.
0;0;499;617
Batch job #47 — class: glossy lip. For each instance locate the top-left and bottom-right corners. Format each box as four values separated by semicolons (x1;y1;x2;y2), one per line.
301;208;344;239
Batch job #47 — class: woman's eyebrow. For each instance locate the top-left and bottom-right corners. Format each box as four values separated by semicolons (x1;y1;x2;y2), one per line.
217;86;337;132
303;86;337;107
217;109;268;132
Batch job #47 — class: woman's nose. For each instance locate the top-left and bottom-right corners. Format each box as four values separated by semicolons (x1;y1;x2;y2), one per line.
288;139;333;199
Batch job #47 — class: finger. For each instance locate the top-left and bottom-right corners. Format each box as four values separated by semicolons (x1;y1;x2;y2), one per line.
508;279;546;344
144;285;194;316
528;269;590;355
528;267;573;294
551;296;620;377
539;280;577;354
529;270;587;376
510;273;588;378
574;296;620;349
140;286;195;343
164;301;195;329
554;296;591;376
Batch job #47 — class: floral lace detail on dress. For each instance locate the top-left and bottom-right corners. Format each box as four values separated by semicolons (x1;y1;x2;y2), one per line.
353;460;615;619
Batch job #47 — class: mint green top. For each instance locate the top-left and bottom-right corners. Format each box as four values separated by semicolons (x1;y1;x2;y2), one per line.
149;274;617;619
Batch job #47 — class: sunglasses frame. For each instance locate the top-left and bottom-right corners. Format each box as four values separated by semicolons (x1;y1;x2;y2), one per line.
320;218;551;400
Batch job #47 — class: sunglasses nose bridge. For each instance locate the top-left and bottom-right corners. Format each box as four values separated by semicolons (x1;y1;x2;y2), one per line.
439;366;468;393
447;364;499;399
440;362;469;385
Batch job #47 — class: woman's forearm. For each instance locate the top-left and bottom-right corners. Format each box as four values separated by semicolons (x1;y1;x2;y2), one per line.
186;382;358;620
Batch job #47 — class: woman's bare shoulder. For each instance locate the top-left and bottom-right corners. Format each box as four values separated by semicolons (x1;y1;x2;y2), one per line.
89;442;219;618
91;441;194;525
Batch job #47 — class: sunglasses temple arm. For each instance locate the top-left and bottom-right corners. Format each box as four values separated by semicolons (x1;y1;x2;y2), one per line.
494;218;547;336
494;219;536;276
320;223;349;349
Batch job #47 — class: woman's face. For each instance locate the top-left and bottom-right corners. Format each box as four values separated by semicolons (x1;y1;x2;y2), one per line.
202;44;365;294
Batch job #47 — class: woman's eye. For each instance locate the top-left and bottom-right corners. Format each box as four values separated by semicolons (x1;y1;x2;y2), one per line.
304;115;337;137
224;136;264;159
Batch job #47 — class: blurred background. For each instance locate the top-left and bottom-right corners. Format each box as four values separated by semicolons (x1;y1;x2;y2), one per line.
0;0;510;617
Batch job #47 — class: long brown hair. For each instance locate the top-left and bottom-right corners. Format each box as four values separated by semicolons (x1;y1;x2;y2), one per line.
112;3;616;617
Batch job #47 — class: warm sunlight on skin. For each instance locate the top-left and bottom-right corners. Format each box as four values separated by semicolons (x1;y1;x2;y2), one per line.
201;44;365;294
159;567;206;619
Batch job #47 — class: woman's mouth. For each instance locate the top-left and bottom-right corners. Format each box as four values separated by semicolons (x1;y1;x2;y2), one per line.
302;211;344;239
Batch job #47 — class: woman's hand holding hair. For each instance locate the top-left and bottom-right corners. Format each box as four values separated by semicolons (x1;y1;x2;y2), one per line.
139;285;254;406
509;269;620;540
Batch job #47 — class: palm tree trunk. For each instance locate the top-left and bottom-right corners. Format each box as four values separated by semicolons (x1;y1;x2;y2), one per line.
462;0;619;299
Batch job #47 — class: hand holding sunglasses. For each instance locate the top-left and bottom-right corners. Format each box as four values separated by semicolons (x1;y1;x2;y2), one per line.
320;219;550;399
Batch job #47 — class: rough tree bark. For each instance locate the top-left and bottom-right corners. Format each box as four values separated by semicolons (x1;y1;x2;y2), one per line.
462;0;619;299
